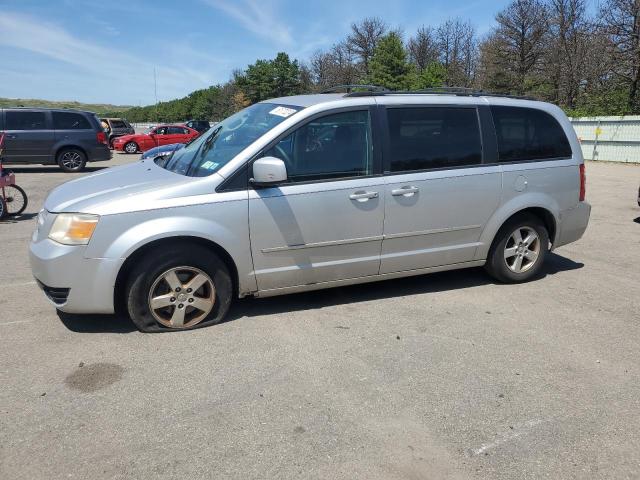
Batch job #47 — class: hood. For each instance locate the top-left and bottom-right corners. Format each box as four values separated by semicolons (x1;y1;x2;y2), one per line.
45;159;223;216
141;143;184;159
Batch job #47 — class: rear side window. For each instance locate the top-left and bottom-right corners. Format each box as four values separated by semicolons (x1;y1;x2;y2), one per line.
52;112;91;130
387;107;482;172
265;110;373;183
6;111;47;130
491;106;572;162
110;120;127;128
168;126;187;134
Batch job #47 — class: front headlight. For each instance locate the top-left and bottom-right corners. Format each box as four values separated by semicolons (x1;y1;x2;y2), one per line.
48;213;99;245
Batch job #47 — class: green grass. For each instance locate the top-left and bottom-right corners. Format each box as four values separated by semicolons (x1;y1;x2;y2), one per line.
0;97;132;115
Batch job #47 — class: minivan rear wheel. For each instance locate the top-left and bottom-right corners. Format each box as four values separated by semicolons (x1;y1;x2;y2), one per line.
125;245;233;332
485;214;549;283
57;148;87;172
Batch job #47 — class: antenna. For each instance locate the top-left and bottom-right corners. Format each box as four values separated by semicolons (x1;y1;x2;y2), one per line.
154;67;159;123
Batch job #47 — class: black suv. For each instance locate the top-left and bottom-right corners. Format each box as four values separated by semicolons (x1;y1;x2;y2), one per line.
184;120;211;133
0;108;111;172
100;117;135;147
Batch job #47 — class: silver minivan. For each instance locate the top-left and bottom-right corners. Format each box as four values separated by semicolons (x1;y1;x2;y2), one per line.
30;91;591;332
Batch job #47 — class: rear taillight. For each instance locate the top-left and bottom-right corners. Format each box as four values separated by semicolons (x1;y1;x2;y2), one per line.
96;131;107;145
579;163;586;201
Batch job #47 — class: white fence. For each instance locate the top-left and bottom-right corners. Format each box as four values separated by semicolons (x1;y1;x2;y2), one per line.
570;116;640;163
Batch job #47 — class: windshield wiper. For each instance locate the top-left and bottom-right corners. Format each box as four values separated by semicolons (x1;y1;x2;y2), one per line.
186;125;223;176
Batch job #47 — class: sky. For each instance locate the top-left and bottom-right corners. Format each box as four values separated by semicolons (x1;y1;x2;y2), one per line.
0;0;521;106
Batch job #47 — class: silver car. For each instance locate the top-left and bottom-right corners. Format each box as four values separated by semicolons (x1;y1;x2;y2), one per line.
30;92;591;332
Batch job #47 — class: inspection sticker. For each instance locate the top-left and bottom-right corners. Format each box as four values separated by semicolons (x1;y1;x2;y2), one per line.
269;106;297;118
201;161;219;170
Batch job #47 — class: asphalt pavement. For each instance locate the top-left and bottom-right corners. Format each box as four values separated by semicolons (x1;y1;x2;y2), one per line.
0;155;639;479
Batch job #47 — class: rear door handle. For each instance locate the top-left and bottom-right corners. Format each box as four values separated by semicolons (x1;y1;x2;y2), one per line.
7;134;17;139
349;191;378;202
391;186;419;196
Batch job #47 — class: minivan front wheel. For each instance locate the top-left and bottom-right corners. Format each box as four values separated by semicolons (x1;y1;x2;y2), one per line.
126;245;233;332
485;214;548;283
57;149;87;172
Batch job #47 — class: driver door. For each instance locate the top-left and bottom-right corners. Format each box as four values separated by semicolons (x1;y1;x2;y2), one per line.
248;109;385;292
153;126;169;146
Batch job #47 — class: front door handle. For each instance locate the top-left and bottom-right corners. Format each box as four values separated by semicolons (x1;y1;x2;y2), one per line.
391;186;419;196
7;134;17;139
349;191;378;202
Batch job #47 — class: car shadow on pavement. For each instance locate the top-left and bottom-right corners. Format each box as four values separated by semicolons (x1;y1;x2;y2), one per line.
225;252;584;322
6;166;108;174
53;252;583;334
57;311;137;334
0;212;38;223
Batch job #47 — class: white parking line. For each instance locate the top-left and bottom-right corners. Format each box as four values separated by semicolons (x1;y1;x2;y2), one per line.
0;320;33;326
472;419;543;455
0;281;37;289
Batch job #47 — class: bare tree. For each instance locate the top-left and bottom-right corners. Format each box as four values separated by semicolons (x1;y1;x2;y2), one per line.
479;0;549;95
407;26;439;71
545;0;590;107
346;17;388;75
310;42;362;88
599;0;640;110
435;19;478;87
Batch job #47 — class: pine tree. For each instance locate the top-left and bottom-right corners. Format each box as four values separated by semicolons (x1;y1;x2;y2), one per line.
368;32;414;90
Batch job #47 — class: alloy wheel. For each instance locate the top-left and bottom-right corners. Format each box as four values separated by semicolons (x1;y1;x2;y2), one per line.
147;266;216;328
503;226;540;273
61;151;82;169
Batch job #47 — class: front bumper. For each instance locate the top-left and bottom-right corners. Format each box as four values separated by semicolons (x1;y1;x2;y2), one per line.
555;201;591;248
29;238;124;314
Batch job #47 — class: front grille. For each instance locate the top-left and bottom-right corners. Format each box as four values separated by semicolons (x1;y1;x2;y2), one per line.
37;280;70;305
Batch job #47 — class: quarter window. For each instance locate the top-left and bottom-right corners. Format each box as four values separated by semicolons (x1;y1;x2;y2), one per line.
387;107;482;172
53;112;91;130
6;111;47;130
491;106;572;162
265;110;373;183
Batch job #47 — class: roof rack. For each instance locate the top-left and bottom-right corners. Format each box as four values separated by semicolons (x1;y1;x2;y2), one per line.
321;84;390;94
342;86;535;100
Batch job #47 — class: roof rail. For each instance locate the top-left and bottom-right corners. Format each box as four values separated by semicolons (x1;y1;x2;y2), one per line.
343;86;536;100
321;84;390;94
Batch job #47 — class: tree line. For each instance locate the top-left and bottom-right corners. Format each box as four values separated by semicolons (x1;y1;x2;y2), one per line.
116;0;640;122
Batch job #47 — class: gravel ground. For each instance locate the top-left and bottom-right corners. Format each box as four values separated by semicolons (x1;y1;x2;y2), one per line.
0;155;639;479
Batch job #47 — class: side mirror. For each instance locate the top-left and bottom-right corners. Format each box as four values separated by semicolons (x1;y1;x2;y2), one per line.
251;156;287;187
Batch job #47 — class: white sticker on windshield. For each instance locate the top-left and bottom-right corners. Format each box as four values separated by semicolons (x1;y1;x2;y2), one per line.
201;161;219;170
269;106;297;118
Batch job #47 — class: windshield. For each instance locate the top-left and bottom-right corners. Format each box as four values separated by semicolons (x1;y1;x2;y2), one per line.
161;103;302;177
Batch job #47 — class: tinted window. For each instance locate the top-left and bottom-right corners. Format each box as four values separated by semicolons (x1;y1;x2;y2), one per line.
387;107;482;172
6;111;47;130
110;120;127;128
168;126;182;134
491;106;572;162
155;127;168;135
265;110;373;183
53;112;91;130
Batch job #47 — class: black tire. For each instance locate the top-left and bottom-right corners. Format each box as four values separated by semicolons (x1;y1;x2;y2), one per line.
485;214;549;283
57;148;87;172
3;184;28;216
124;142;138;154
125;245;233;332
0;197;6;220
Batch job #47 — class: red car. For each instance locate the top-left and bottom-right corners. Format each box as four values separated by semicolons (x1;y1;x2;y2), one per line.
113;125;200;154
